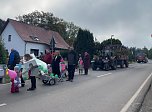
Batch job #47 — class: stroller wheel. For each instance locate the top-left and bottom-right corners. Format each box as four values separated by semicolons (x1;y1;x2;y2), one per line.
42;80;48;85
49;79;56;85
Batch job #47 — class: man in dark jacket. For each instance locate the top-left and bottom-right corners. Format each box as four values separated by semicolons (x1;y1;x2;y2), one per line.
8;49;20;70
52;51;61;78
67;47;77;82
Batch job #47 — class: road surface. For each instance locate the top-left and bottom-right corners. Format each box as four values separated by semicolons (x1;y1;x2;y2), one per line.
0;62;152;112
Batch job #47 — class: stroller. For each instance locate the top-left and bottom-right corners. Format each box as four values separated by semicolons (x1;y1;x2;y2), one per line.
41;73;57;85
41;64;62;85
40;64;55;85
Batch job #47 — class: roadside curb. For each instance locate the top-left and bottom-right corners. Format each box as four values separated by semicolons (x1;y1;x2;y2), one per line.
121;73;152;112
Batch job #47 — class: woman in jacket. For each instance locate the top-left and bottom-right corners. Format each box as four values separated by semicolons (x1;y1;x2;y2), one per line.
83;52;90;75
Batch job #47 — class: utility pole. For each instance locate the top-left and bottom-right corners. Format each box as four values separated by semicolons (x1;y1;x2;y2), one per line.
111;35;114;46
50;35;56;53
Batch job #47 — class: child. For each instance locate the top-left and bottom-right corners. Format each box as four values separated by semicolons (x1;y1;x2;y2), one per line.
47;64;52;75
27;63;39;91
23;54;38;91
78;57;84;75
10;78;15;93
59;58;66;81
19;68;25;87
11;66;21;93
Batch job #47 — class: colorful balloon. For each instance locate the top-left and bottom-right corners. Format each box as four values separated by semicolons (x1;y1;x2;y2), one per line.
35;59;48;73
55;74;58;78
8;69;17;79
50;73;54;77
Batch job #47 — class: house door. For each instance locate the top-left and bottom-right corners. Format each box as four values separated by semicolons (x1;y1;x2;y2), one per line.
30;49;39;57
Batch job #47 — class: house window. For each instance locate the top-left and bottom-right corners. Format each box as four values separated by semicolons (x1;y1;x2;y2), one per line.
30;49;39;57
8;35;11;42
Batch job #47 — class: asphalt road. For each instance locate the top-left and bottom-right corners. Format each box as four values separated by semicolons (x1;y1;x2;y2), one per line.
0;62;152;112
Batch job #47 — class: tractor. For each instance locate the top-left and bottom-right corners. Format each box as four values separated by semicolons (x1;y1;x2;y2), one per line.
91;45;129;71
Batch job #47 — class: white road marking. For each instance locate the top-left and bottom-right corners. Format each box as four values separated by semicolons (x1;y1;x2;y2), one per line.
120;72;152;112
97;73;112;78
0;103;7;107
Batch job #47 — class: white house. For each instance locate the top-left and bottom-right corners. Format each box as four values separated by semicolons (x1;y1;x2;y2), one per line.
0;19;69;56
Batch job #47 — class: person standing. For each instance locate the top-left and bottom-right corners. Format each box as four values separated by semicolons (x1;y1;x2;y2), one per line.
13;66;21;92
24;54;38;91
52;51;61;78
78;57;84;75
8;49;20;70
67;47;77;82
27;63;39;91
10;66;21;93
43;49;52;64
19;68;25;87
83;52;90;75
59;58;66;81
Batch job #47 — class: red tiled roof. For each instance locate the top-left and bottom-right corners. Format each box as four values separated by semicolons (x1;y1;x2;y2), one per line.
7;19;70;49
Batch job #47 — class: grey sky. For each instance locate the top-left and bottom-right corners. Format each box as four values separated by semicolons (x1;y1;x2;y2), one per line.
0;0;152;48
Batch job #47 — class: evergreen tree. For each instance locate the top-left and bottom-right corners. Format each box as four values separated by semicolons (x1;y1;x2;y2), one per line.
148;48;152;59
0;19;5;33
0;37;7;64
74;28;95;58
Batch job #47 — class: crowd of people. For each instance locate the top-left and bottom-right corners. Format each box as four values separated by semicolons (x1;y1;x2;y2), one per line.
7;47;90;93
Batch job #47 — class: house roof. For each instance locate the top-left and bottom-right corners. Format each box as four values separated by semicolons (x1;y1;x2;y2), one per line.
2;19;69;50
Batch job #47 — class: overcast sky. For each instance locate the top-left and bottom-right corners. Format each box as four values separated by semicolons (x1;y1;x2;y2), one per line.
0;0;152;49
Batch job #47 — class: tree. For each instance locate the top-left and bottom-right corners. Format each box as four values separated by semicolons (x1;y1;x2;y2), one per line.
94;41;102;55
0;37;7;64
65;22;79;46
142;47;149;57
0;19;5;33
148;48;152;59
101;38;122;46
0;19;8;64
74;28;95;58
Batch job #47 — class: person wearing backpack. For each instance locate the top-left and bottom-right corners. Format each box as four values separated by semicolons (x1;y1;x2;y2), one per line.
8;49;20;70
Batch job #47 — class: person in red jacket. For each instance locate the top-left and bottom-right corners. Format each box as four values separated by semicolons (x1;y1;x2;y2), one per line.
83;52;90;75
43;49;52;64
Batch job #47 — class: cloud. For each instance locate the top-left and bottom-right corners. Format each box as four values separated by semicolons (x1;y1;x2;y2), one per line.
0;0;52;19
0;0;152;48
